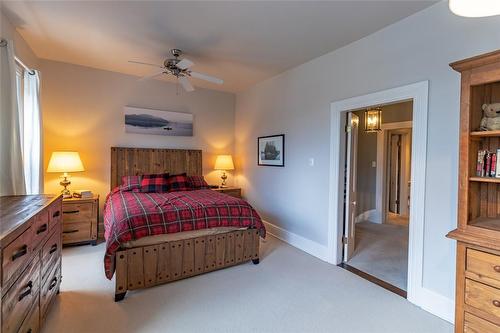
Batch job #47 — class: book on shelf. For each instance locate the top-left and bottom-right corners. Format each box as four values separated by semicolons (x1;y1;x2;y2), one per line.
72;189;93;199
476;150;499;178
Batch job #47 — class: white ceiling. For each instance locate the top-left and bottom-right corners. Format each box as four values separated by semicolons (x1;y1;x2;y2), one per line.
3;1;436;93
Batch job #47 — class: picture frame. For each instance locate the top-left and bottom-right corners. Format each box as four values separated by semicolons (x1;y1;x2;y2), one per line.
124;106;193;137
258;134;285;167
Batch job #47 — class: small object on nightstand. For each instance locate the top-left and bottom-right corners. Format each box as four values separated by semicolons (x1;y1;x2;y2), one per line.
214;155;234;188
47;151;85;198
73;189;93;199
213;187;241;199
62;195;99;246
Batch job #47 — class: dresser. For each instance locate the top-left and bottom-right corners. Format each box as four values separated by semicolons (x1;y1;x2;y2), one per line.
62;195;99;245
0;195;63;333
447;50;500;333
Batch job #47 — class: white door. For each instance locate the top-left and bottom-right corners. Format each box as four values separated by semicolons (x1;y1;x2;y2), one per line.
343;113;359;262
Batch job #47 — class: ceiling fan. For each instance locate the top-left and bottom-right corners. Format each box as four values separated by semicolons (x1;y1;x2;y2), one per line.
128;49;223;92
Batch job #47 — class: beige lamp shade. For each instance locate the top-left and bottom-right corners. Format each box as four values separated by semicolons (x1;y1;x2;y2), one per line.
214;155;234;170
47;152;85;173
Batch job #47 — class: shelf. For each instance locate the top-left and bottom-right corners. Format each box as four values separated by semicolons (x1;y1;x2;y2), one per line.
469;177;500;183
470;130;500;137
469;217;500;233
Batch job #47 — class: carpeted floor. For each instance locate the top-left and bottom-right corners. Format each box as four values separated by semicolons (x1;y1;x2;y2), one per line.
348;221;409;291
42;235;450;333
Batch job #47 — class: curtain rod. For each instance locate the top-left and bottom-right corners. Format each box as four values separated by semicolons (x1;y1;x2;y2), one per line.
1;38;36;75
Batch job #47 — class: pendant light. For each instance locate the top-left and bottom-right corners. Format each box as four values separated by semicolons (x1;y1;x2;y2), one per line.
364;108;382;132
449;0;500;18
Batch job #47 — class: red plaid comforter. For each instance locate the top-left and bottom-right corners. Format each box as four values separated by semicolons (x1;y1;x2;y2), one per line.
103;189;265;279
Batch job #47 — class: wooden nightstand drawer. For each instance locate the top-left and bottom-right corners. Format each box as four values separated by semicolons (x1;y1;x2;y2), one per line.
62;221;91;244
62;202;93;223
213;188;241;199
464;312;500;333
465;278;500;319
467;249;500;288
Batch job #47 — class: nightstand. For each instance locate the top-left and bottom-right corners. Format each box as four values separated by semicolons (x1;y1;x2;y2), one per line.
62;195;99;246
213;187;241;199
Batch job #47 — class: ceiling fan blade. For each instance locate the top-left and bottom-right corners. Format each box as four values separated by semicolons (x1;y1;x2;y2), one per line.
128;60;163;68
138;70;165;81
190;71;223;84
179;76;195;92
176;58;194;70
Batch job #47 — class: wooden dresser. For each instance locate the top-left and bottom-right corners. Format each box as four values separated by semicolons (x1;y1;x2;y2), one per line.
0;195;63;333
447;50;500;333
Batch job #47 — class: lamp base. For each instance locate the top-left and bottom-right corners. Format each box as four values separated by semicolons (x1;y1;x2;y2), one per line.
220;171;228;188
60;174;72;198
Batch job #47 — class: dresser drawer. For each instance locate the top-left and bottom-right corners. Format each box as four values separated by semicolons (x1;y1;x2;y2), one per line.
32;209;49;249
62;221;91;244
2;226;33;285
464;312;500;333
467;249;500;287
465;279;500;319
62;202;93;223
1;256;40;333
40;261;60;319
48;200;62;230
18;296;40;333
41;226;61;278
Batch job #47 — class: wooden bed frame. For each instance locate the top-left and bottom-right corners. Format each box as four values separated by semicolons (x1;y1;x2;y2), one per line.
110;147;260;301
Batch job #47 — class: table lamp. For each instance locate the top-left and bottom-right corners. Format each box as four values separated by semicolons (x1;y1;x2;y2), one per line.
47;151;85;198
214;155;234;188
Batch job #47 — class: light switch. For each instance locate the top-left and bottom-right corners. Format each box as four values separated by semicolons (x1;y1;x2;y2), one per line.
309;158;315;167
372;161;377;168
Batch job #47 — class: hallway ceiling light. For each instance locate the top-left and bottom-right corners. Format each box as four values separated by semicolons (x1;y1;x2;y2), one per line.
365;108;382;132
449;0;500;17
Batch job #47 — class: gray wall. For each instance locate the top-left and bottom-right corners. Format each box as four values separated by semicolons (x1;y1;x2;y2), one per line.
354;101;413;217
234;1;500;302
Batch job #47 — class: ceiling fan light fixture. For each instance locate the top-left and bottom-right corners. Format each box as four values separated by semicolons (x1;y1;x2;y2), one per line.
449;0;500;17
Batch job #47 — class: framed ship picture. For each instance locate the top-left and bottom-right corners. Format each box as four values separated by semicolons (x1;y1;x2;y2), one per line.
258;134;285;167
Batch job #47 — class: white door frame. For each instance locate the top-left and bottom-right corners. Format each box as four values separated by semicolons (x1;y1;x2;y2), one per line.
375;121;413;224
327;81;428;306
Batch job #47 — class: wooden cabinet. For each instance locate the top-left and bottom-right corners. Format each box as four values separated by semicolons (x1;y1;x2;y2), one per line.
213;187;242;199
62;195;99;245
0;195;62;333
447;50;500;333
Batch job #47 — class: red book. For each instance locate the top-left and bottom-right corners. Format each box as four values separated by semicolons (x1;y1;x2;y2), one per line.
491;153;497;177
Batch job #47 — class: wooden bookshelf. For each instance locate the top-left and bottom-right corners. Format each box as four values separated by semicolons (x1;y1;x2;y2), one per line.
470;130;500;137
447;49;500;333
469;176;500;183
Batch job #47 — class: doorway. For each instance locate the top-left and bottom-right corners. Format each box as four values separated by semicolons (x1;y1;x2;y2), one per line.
341;101;413;297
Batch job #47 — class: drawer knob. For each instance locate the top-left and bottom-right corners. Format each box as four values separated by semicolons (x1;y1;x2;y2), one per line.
493;300;500;307
18;281;33;302
63;210;80;214
49;244;58;254
11;245;28;261
36;223;48;234
494;265;500;273
63;229;79;234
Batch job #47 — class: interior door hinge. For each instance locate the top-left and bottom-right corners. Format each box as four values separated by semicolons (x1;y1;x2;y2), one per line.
342;236;348;245
345;125;351;133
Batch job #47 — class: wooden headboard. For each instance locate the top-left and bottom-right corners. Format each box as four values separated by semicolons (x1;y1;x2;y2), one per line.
110;147;202;189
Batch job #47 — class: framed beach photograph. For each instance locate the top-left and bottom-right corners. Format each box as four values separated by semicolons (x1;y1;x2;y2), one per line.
258;134;285;167
124;106;193;136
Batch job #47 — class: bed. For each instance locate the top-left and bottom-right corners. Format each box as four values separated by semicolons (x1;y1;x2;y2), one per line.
105;147;265;301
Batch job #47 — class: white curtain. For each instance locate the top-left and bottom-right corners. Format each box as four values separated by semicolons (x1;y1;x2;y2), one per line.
23;69;43;194
0;39;26;196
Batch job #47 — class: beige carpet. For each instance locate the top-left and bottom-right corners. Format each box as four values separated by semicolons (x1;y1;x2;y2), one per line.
42;236;451;333
348;221;409;291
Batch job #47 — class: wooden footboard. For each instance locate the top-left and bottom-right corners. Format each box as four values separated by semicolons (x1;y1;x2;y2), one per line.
114;229;260;301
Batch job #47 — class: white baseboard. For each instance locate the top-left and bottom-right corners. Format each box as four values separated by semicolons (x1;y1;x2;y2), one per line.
262;220;330;262
413;287;455;324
